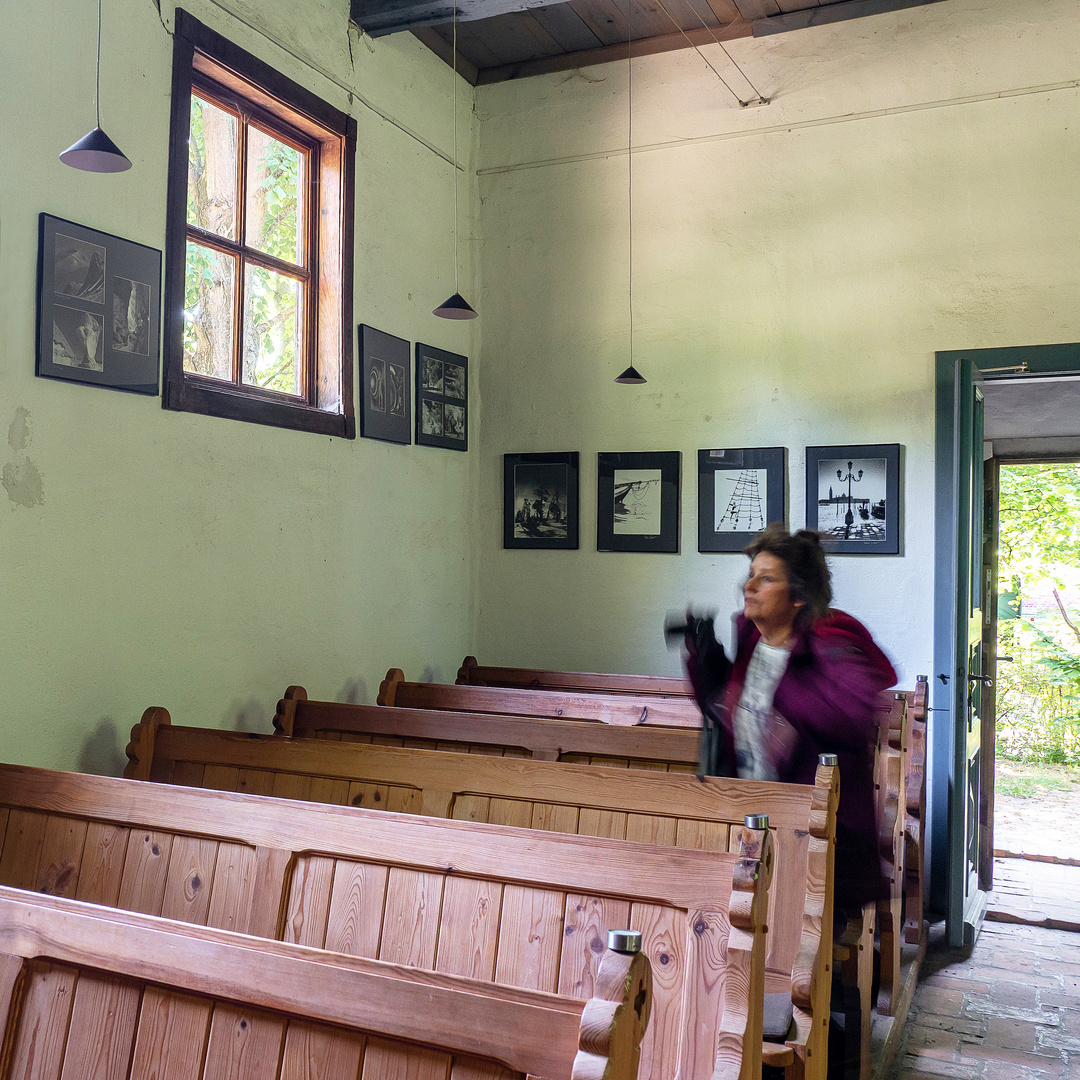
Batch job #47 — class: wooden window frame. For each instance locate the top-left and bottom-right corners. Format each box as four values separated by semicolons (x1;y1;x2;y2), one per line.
163;10;356;437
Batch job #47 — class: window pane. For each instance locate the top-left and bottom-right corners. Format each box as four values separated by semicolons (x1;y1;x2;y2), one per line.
242;264;302;395
187;95;237;240
245;125;305;264
183;241;236;381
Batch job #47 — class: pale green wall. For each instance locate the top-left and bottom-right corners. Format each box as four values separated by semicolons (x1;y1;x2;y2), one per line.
472;0;1080;688
0;0;479;770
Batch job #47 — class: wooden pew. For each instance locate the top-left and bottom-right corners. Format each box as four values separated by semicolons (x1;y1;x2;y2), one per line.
274;687;701;770
0;761;772;1080
125;706;837;1080
0;886;650;1080
379;669;702;728
457;655;694;698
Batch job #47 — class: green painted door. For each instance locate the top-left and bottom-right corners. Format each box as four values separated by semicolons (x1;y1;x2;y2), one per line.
947;357;988;946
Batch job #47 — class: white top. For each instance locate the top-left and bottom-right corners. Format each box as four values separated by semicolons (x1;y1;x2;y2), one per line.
733;640;791;781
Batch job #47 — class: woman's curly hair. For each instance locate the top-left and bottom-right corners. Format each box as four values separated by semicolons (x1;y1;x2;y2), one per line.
743;523;832;628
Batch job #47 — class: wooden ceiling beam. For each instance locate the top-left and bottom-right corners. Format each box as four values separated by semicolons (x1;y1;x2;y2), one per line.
353;0;570;38
474;17;752;84
410;27;481;83
751;0;951;36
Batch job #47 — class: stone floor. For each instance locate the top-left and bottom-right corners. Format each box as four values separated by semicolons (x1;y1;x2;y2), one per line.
886;858;1080;1080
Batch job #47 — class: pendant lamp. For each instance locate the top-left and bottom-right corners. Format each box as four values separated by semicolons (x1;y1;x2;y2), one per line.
434;11;477;320
60;0;131;172
614;8;643;383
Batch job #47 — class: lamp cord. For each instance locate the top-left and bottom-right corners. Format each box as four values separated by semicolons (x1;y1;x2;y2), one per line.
453;8;459;294
627;1;633;369
95;0;103;128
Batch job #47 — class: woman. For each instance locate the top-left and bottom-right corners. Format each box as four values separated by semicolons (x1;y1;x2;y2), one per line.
684;523;896;914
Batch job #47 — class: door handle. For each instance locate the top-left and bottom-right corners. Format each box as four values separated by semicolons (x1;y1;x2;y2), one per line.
937;673;949;685
968;674;993;687
996;655;1014;662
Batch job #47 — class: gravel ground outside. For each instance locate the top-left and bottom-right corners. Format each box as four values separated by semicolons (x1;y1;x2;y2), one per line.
994;761;1080;862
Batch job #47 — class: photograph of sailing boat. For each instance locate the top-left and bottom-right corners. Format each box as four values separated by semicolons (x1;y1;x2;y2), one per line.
503;452;579;549
804;443;900;554
613;469;662;535
597;452;680;553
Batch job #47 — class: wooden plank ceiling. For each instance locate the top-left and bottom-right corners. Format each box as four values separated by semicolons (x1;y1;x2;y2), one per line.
350;0;951;84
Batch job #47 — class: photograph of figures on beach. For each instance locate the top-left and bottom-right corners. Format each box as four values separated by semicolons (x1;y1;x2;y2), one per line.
503;452;579;549
36;214;162;395
697;447;786;553
597;451;680;553
805;443;900;554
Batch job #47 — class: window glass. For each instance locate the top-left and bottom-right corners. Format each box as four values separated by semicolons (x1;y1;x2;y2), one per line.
245;125;305;265
242;264;302;395
183;240;236;380
187;95;237;241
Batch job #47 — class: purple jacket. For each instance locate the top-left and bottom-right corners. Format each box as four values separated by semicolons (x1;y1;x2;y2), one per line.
687;609;897;912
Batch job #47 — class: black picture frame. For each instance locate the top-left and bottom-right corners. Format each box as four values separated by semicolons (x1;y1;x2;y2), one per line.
359;325;411;444
416;343;468;451
36;214;161;395
503;452;579;549
597;452;680;553
698;447;787;552
805;443;901;554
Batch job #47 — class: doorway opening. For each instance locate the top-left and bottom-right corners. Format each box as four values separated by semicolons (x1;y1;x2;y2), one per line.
993;460;1080;865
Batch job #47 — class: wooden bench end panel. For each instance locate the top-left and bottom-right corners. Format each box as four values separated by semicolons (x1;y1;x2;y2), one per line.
378;670;405;707
273;686;308;738
457;657;480;686
715;825;771;1080
573;948;651;1080
123;708;172;782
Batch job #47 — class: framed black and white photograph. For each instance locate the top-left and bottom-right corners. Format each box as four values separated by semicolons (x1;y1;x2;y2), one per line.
698;447;786;552
805;443;901;554
36;214;161;394
359;325;411;444
597;451;680;553
416;343;467;451
504;452;579;550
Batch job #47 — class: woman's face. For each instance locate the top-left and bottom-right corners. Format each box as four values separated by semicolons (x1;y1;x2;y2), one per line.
743;552;803;629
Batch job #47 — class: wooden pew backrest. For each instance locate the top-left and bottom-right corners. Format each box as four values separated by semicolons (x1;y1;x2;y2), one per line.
0;762;772;1080
379;669;702;728
273;687;701;771
0;886;651;1080
457;656;694;698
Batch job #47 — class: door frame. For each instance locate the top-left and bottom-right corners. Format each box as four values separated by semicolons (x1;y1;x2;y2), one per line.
933;342;1080;938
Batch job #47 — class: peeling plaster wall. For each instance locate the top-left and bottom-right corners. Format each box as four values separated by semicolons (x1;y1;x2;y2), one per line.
472;0;1080;687
0;0;479;770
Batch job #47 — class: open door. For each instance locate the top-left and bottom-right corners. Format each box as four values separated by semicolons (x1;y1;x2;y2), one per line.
935;355;989;947
979;456;1000;891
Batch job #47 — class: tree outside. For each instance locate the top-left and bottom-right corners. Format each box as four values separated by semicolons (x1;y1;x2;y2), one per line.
996;463;1080;764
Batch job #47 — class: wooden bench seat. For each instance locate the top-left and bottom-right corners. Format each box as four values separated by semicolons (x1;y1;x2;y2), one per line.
123;706;836;1080
0;762;772;1080
379;669;702;728
457;656;694;698
0;886;650;1080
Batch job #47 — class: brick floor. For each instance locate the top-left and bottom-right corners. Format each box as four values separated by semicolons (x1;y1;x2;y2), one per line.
886;860;1080;1080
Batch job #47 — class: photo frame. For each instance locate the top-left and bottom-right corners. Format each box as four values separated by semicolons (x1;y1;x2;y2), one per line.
597;451;680;553
504;452;579;550
698;447;787;552
36;213;161;395
416;343;467;451
804;443;901;554
359;325;411;444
